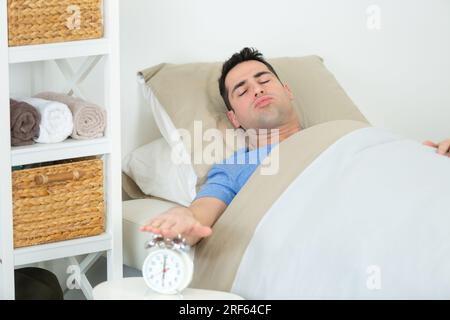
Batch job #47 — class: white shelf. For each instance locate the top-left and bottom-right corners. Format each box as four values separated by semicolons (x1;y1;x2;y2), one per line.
1;0;123;299
11;137;111;166
14;233;112;266
9;38;110;64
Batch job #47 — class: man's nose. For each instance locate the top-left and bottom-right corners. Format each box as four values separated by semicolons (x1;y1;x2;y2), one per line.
253;83;264;97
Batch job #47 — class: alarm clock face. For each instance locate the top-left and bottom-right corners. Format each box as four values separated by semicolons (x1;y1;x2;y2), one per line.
142;249;191;294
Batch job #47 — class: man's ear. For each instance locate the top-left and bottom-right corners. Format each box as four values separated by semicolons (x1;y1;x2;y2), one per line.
227;110;241;129
284;83;294;100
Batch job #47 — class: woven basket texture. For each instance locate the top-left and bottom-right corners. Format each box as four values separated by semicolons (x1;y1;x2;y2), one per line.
12;158;105;248
8;0;103;46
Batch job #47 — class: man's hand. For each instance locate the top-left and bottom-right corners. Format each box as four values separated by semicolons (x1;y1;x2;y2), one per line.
423;139;450;157
140;197;227;246
139;206;212;241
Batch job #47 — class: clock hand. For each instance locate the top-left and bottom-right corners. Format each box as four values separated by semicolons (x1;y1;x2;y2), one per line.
153;267;170;276
162;255;167;287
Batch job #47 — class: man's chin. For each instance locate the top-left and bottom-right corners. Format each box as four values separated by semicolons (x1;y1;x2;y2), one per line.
256;110;283;128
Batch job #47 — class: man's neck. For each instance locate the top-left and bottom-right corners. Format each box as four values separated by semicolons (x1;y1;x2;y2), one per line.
247;119;301;149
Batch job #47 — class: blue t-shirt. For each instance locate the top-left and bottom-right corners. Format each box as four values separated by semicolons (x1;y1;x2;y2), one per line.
194;144;274;205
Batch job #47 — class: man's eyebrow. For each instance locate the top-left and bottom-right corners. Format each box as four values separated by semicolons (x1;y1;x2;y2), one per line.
254;71;272;79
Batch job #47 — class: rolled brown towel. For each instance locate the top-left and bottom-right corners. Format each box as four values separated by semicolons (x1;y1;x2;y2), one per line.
10;99;41;146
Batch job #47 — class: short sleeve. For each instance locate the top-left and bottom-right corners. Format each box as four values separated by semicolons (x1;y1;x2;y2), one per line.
194;164;237;205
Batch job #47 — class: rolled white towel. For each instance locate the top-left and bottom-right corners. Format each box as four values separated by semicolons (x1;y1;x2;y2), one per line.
34;92;106;140
21;97;73;144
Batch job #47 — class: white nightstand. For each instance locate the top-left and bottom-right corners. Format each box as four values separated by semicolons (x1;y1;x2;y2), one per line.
93;277;244;300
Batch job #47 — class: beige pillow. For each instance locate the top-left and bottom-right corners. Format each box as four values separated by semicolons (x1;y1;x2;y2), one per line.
138;55;368;186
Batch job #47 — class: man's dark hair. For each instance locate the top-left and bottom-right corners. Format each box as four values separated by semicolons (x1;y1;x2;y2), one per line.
219;47;281;111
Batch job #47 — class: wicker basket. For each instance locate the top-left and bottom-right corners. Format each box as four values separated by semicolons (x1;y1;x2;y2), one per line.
12;158;105;248
7;0;103;47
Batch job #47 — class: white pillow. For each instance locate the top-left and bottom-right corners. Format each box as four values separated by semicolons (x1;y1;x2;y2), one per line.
137;74;183;149
122;138;197;206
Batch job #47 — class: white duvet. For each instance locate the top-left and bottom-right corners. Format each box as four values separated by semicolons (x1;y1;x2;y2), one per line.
232;127;450;299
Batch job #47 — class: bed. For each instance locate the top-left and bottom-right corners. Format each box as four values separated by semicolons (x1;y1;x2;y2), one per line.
122;55;450;299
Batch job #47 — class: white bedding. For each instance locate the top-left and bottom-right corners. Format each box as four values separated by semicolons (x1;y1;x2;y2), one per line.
231;127;450;299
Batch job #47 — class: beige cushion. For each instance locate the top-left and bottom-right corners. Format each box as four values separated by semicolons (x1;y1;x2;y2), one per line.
122;172;148;200
122;198;178;270
138;55;368;187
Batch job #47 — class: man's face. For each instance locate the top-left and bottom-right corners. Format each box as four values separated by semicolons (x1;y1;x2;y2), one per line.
225;60;295;130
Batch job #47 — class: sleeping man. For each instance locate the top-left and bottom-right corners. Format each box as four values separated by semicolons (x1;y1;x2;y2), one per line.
140;47;450;246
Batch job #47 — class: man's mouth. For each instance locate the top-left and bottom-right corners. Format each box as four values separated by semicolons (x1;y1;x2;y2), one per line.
254;96;273;109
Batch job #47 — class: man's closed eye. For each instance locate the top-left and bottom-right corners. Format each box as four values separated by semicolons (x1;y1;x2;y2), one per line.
238;89;248;97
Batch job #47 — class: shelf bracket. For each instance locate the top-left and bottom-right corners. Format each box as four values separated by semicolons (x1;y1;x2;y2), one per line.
54;55;103;100
65;252;102;300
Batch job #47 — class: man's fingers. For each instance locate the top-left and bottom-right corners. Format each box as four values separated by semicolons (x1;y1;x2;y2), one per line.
139;211;213;241
139;217;165;232
423;140;438;148
160;228;178;239
163;221;190;239
159;221;212;239
159;219;176;232
140;218;163;230
139;223;154;232
437;140;450;155
139;225;161;234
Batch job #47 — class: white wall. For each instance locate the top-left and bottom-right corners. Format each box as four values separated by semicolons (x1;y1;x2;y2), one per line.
119;0;450;156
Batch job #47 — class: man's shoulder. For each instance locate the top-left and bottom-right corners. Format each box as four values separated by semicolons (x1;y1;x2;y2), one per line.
207;148;248;172
209;147;263;178
221;147;249;163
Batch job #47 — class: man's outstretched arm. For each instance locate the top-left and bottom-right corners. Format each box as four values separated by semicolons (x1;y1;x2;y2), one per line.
139;197;227;246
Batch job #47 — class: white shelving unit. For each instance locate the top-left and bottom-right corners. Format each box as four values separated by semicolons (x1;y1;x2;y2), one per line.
0;0;123;299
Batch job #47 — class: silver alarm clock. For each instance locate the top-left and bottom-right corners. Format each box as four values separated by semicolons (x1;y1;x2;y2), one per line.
142;234;193;295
